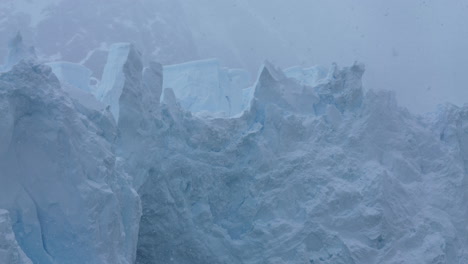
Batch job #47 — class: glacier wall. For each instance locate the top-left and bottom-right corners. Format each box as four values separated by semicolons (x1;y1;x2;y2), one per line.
133;63;468;263
128;53;467;262
46;61;93;93
163;59;250;117
0;210;32;264
0;60;141;263
0;37;467;264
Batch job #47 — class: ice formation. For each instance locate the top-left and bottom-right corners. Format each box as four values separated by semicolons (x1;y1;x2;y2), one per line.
0;210;32;264
46;62;93;92
0;38;467;264
0;60;140;263
0;0;197;78
136;57;468;263
163;59;250;117
96;43;144;122
283;65;328;87
1;33;36;72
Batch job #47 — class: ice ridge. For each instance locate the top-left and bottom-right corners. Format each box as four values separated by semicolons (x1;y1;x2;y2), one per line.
0;39;467;264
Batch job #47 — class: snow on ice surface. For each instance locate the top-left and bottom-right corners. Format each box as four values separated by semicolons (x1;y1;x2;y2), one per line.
0;61;141;264
0;38;468;264
135;60;468;263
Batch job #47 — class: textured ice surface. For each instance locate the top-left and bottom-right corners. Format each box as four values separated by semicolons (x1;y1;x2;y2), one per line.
135;61;468;263
0;61;141;264
96;43;143;122
46;61;104;112
163;59;250;116
1;39;468;263
0;210;32;264
1;33;36;72
284;65;328;87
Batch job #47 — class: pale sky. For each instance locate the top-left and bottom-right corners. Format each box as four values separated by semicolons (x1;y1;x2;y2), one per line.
182;0;468;113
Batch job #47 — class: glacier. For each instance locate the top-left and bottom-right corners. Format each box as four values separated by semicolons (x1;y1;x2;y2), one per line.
46;61;93;93
1;33;36;73
162;58;250;117
0;0;198;78
134;60;468;263
0;36;467;264
0;39;141;263
0;210;32;264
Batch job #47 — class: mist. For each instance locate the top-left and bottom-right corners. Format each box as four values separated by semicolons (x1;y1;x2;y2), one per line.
180;0;468;113
1;0;467;113
1;1;468;264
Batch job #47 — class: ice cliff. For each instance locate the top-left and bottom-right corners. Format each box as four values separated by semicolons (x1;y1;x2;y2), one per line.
163;59;250;117
1;33;36;72
0;42;140;263
134;60;468;263
0;210;32;264
0;38;467;264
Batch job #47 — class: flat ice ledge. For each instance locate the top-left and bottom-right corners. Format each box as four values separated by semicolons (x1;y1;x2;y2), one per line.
162;58;250;117
46;61;93;92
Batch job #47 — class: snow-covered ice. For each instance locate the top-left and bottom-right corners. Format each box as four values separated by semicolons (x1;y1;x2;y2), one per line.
0;38;467;263
0;60;140;264
0;209;32;264
135;58;468;263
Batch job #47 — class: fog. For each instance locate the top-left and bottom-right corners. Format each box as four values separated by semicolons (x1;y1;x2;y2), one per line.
181;0;468;113
1;0;467;112
1;1;468;263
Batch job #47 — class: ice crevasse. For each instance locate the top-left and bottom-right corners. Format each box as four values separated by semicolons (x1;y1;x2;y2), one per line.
0;38;468;264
